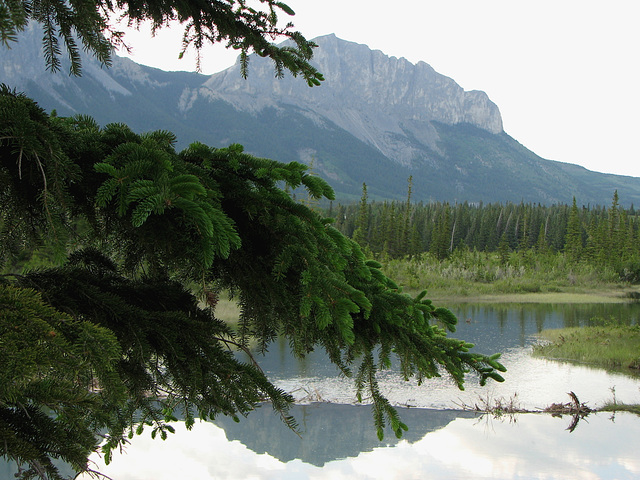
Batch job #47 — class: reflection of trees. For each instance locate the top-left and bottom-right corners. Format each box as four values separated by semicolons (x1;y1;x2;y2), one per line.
214;404;477;466
519;308;527;346
497;307;507;330
534;308;546;333
449;303;640;353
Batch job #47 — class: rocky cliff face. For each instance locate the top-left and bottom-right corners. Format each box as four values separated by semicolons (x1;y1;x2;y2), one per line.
3;30;502;170
181;34;503;167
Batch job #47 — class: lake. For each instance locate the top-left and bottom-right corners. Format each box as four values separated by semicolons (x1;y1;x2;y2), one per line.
6;303;640;479
257;303;640;411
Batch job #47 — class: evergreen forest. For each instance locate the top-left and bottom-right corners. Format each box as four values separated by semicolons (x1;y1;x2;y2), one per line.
328;181;640;286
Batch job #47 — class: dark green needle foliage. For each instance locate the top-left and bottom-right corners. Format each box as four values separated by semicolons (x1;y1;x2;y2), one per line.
1;85;505;478
0;0;324;84
1;1;502;476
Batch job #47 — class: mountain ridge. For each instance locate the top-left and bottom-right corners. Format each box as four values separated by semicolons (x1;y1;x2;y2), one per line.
194;34;503;168
1;27;639;206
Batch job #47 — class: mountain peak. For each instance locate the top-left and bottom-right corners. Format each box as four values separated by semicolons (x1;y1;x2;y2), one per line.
195;34;502;167
5;29;637;205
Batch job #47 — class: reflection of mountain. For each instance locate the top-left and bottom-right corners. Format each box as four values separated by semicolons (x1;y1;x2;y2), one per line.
213;403;476;466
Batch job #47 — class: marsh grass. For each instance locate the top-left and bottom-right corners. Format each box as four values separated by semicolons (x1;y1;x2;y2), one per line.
381;251;630;300
533;323;640;372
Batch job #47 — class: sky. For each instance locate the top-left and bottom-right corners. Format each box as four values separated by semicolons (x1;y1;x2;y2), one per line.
116;0;640;178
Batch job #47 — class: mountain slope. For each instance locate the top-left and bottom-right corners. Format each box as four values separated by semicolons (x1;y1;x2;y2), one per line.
2;26;638;205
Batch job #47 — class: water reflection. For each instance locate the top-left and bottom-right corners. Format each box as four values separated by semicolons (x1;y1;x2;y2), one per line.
73;409;640;480
249;303;640;378
450;302;640;351
6;303;640;479
214;404;477;466
250;303;640;410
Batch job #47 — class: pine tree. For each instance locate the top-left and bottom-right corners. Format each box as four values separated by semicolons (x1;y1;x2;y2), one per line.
399;176;414;256
1;88;505;479
352;182;369;248
517;209;530;252
0;0;324;85
564;197;583;262
497;232;510;265
431;204;452;261
608;190;624;262
623;213;637;260
584;214;600;263
535;223;548;253
381;201;399;258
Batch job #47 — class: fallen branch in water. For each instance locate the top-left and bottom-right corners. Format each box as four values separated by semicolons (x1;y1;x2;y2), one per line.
458;392;601;433
543;391;593;432
544;391;592;416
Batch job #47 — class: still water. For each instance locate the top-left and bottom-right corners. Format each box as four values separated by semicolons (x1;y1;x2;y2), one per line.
10;303;640;479
265;303;640;410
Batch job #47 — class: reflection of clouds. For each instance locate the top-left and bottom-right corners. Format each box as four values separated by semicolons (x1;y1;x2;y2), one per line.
414;429;502;477
409;413;640;480
79;412;640;480
620;459;640;476
415;416;585;480
80;422;286;480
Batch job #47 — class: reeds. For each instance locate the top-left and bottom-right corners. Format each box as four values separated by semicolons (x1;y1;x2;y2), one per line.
381;251;624;298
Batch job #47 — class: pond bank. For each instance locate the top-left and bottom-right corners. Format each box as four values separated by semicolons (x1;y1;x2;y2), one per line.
427;288;639;304
533;324;640;372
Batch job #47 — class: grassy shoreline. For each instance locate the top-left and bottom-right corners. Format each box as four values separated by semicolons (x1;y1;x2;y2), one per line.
427;289;638;304
533;324;640;372
379;252;640;304
530;325;640;416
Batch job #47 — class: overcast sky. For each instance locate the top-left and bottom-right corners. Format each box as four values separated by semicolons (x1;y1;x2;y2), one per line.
117;0;640;178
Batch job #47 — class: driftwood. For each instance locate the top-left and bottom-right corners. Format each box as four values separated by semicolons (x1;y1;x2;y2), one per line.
459;391;594;433
543;392;592;432
543;391;592;415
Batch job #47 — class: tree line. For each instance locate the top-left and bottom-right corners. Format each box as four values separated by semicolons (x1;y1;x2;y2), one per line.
328;181;640;280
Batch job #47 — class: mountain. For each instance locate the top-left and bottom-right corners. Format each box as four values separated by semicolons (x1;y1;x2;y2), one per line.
2;24;640;206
